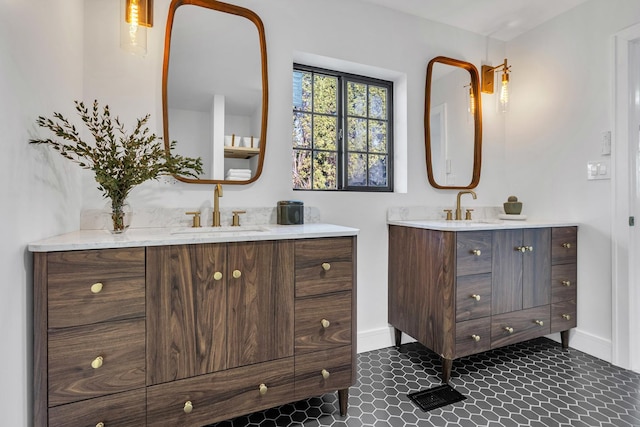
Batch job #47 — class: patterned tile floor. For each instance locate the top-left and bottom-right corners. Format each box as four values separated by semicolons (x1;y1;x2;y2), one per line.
209;338;640;426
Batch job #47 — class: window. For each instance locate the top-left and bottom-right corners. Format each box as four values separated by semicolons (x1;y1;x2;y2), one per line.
292;64;393;191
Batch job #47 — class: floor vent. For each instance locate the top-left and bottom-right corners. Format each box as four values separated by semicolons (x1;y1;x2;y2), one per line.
408;384;467;412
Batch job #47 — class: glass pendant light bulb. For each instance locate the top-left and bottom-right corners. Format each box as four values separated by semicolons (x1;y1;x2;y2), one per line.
499;72;509;113
121;0;147;56
467;86;475;122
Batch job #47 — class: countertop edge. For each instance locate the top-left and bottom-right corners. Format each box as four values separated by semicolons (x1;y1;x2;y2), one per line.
387;219;580;231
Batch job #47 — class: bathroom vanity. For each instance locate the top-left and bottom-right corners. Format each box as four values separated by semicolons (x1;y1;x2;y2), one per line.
30;224;357;427
387;219;577;382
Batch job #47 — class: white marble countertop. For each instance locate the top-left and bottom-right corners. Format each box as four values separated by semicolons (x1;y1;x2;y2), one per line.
29;223;359;252
387;218;579;231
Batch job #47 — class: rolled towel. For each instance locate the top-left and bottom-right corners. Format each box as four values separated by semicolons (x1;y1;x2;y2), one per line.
227;168;252;174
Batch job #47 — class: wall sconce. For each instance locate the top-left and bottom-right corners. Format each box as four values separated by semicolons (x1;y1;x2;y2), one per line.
121;0;153;56
481;59;511;113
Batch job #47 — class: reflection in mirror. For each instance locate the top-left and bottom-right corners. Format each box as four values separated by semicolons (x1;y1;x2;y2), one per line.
425;56;482;189
163;0;268;184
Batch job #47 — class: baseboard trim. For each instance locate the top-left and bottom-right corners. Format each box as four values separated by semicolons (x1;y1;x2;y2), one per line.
358;326;613;365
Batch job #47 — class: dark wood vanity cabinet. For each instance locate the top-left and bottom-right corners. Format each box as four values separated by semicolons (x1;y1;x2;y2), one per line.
388;225;577;383
33;236;357;427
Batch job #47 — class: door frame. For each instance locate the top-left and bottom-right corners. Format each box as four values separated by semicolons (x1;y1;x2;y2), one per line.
612;22;640;372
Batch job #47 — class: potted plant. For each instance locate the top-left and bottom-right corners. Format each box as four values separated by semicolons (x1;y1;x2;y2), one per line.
30;100;203;233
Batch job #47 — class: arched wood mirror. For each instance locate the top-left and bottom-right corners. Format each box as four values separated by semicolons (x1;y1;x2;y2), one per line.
425;56;482;189
163;0;268;184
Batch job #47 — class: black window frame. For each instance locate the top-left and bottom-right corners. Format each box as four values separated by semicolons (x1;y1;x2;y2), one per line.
292;63;394;192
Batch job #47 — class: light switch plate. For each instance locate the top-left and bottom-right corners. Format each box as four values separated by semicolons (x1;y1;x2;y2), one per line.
587;160;610;180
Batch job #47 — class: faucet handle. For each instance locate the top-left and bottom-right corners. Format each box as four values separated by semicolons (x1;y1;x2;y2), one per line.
185;211;201;228
465;209;474;220
443;209;453;221
232;210;246;227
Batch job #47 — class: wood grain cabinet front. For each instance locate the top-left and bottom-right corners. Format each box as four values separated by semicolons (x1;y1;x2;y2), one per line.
388;225;577;383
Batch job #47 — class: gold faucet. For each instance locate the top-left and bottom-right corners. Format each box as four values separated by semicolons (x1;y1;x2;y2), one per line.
213;183;223;226
455;190;477;220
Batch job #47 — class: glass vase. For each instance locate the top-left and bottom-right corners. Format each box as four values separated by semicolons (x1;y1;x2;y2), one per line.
107;200;132;234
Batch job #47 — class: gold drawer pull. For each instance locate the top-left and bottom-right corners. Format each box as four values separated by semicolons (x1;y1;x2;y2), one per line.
321;369;330;379
516;246;527;253
471;334;481;342
91;356;103;369
471;294;481;301
96;423;104;427
562;314;572;320
321;319;330;329
526;246;534;252
90;282;103;294
535;320;544;326
471;249;481;256
561;280;572;287
183;401;193;414
232;270;242;279
322;262;331;271
562;242;572;248
504;326;514;334
259;383;268;395
213;271;222;281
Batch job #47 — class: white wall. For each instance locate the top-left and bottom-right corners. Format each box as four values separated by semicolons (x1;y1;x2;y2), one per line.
0;1;84;425
505;0;640;361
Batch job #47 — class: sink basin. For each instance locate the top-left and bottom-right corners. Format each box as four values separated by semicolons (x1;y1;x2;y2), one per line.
170;225;269;235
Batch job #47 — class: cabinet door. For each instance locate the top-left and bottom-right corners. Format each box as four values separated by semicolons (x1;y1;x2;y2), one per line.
227;240;294;369
492;229;523;314
522;228;551;309
147;244;227;384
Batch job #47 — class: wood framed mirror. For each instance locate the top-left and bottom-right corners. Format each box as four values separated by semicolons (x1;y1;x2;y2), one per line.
163;0;268;184
425;56;482;189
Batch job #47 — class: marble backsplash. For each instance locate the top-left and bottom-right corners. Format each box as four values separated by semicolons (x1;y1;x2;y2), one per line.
80;206;321;230
387;206;503;222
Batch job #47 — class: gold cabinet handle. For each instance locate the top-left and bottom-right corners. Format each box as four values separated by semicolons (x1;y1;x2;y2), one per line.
321;319;330;328
561;280;572;287
562;314;572;320
91;356;103;369
526;246;534;252
259;383;268;395
232;270;242;279
213;271;223;281
321;369;330;379
535;320;544;326
471;249;482;256
562;242;572;248
96;423;104;427
471;334;481;342
183;401;193;414
516;246;527;253
504;326;514;334
471;294;481;301
90;282;103;294
321;262;331;271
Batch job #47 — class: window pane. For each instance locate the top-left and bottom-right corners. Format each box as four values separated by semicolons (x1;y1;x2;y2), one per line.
347;81;367;117
347;153;367;186
292;150;311;189
369;86;387;119
313;115;337;150
313;151;337;189
313;75;337;115
347;117;367;152
293;71;312;112
369;120;387;153
368;154;388;186
292;112;312;148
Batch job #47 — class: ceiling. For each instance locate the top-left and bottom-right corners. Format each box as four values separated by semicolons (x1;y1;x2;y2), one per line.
356;0;591;41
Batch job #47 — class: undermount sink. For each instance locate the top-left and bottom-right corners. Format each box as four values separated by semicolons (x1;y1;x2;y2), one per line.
170;225;270;235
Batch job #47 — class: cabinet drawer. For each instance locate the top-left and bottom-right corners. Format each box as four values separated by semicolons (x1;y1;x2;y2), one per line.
455;317;491;358
146;357;294;427
551;300;577;333
295;237;354;297
551;227;577;264
295;346;353;400
47;248;145;328
295;292;352;354
456;231;492;276
551;263;577;302
48;388;146;427
456;273;492;321
48;318;146;406
491;306;550;349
